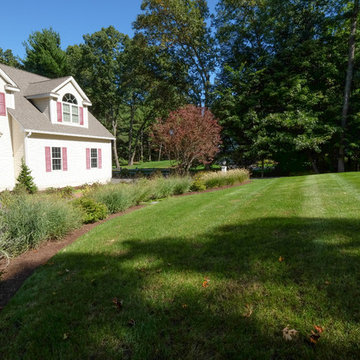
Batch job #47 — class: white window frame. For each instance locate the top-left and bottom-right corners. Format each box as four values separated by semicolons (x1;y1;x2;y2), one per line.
51;147;62;171
91;148;98;168
62;93;79;124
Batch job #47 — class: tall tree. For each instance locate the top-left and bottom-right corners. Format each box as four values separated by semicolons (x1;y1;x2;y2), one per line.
134;0;215;106
214;0;346;173
67;26;127;168
338;0;360;172
23;28;68;78
0;48;22;68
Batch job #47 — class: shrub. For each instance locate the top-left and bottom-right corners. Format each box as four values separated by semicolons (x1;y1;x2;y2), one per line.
72;197;109;223
132;179;154;204
60;186;74;198
14;160;38;194
200;169;250;189
90;184;136;214
190;173;206;192
0;195;81;257
169;176;192;195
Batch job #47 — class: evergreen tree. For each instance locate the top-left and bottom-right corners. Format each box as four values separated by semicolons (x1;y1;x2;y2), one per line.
15;160;38;194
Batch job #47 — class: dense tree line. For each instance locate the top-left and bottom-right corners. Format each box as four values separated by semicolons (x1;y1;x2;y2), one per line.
1;0;360;173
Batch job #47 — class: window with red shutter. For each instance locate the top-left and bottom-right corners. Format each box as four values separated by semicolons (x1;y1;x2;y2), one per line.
45;147;51;172
62;148;68;171
57;102;62;122
80;107;84;125
98;149;102;169
86;148;90;169
0;93;6;116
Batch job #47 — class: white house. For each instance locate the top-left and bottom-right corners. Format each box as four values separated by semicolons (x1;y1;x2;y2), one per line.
0;64;114;191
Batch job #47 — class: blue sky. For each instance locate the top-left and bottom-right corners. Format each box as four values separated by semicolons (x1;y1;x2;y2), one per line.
1;0;218;59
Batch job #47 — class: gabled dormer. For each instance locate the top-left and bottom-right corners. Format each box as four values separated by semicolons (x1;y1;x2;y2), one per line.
0;67;20;115
24;77;92;128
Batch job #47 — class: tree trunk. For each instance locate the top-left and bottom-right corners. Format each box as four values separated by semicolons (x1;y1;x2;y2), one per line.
261;158;264;178
148;139;152;162
140;129;144;163
158;144;162;162
338;0;359;172
128;103;135;165
112;119;120;169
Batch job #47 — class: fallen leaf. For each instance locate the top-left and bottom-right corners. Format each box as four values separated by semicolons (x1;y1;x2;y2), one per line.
128;319;136;327
308;325;324;345
279;256;285;262
112;297;123;311
314;325;324;334
202;278;210;288
282;326;298;341
63;333;68;340
243;304;253;318
309;332;320;344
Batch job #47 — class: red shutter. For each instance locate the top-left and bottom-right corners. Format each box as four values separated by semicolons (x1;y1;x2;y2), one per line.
45;147;51;172
98;148;102;169
0;93;6;116
86;148;90;169
57;102;62;122
80;107;84;125
62;147;68;171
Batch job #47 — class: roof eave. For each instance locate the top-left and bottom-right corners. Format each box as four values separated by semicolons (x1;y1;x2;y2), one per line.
24;129;115;141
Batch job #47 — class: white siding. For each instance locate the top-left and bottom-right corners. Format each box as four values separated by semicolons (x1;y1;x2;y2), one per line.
0;76;15;191
10;115;25;179
26;133;112;190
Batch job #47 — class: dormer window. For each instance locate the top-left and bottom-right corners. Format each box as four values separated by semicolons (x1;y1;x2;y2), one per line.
62;93;79;124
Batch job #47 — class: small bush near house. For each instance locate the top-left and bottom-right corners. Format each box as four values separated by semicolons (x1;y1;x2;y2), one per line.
72;197;109;224
14;160;38;194
0;195;81;257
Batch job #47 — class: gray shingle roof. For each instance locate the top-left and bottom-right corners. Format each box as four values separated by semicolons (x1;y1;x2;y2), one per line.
0;64;114;140
24;77;72;97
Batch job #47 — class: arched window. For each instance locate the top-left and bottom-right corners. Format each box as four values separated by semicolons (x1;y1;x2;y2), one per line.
62;93;79;123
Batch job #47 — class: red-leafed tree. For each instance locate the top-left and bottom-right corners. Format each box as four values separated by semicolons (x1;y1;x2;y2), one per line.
152;105;222;173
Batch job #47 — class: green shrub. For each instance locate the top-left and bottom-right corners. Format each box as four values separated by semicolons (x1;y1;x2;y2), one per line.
90;184;136;214
14;160;38;194
0;195;81;257
200;169;250;189
132;179;153;204
169;176;192;195
72;197;109;223
190;173;206;191
60;186;74;198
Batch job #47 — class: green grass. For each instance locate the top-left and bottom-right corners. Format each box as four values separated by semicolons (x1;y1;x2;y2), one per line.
120;160;221;170
1;173;360;359
121;160;175;169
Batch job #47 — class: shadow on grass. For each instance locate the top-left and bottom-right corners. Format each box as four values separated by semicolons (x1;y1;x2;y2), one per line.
1;217;360;359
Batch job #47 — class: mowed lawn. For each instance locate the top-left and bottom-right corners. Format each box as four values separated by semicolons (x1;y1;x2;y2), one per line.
1;173;360;359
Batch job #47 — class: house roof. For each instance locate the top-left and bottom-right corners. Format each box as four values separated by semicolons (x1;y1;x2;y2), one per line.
24;77;72;97
0;64;114;140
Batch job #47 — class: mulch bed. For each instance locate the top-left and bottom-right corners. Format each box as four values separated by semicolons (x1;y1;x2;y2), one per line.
0;181;251;309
